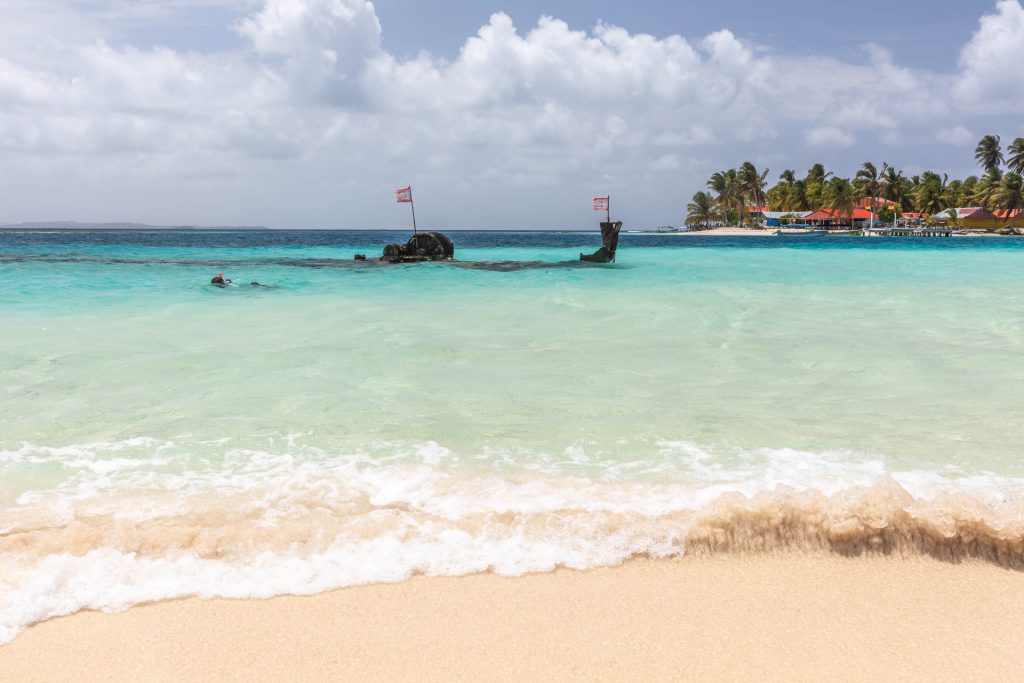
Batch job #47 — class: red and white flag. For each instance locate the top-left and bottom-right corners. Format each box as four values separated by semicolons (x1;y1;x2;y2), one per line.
593;196;609;211
395;186;413;203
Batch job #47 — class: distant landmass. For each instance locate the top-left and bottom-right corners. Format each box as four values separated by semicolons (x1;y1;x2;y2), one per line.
0;221;272;230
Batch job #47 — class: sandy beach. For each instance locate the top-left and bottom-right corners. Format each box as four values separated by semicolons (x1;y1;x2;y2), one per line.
631;227;1014;237
2;555;1022;682
629;226;765;235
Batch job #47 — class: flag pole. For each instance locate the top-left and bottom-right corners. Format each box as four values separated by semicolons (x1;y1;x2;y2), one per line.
410;186;418;235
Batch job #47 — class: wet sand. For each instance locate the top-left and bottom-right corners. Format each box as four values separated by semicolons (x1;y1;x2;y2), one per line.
2;555;1022;682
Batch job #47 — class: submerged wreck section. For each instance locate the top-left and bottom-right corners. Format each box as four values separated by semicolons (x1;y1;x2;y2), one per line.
579;222;623;263
358;223;622;267
380;232;455;263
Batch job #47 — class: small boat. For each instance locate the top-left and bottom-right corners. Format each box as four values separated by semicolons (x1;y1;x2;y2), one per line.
656;226;679;233
774;229;827;236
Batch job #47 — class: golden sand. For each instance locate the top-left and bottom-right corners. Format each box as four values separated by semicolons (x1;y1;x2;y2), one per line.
2;555;1022;682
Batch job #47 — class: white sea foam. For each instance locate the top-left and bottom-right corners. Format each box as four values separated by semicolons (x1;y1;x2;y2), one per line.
2;437;1024;644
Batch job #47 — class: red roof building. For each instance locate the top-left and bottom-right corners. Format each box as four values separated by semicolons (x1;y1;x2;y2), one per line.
940;207;997;220
856;197;899;210
804;208;874;221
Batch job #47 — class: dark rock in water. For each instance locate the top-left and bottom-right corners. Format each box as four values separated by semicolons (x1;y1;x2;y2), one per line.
380;232;454;262
354;254;367;260
580;222;623;263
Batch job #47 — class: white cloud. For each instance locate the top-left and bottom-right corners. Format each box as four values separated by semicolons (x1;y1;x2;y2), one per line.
651;154;681;171
955;0;1024;109
0;60;54;105
0;0;1019;227
938;126;975;146
236;0;382;103
805;127;855;149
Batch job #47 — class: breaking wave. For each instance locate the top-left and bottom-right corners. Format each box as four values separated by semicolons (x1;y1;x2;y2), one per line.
2;437;1024;644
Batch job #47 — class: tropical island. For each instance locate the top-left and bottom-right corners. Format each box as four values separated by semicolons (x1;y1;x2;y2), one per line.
684;134;1024;234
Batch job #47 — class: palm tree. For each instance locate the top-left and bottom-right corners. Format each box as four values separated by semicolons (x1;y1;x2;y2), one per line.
854;162;881;228
914;172;948;216
993;173;1024;227
975;134;1003;172
805;163;832;185
804;163;833;210
1007;138;1024;175
942;179;964;209
685;191;716;228
960;175;979;204
824;177;857;228
738;161;770;211
791;180;809;212
768;170;810;212
880;164;907;211
767;170;794;210
707;170;728;221
973;167;1003;209
708;169;744;225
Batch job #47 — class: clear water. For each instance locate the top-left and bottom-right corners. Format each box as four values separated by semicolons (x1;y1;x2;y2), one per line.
2;229;1024;642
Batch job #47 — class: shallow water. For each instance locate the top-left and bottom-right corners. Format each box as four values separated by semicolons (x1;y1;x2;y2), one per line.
2;229;1024;642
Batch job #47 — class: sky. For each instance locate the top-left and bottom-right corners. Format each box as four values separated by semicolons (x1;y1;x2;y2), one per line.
1;0;1023;229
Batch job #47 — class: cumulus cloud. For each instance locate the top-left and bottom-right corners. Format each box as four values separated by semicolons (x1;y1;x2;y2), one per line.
805;127;855;149
237;0;382;101
0;0;1019;227
956;0;1024;109
938;126;976;146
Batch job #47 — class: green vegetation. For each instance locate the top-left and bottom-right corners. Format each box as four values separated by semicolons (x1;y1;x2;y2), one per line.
824;178;857;227
685;191;716;228
687;134;1024;227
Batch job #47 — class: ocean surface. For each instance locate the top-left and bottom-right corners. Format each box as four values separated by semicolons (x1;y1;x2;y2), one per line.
2;229;1024;642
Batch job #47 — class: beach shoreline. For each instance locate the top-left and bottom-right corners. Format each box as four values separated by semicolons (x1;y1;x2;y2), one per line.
628;226;1015;237
3;555;1022;682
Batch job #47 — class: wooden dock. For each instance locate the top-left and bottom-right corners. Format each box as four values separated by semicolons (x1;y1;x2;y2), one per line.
866;227;954;237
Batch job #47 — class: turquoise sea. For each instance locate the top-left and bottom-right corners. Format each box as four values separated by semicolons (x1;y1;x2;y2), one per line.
2;229;1024;641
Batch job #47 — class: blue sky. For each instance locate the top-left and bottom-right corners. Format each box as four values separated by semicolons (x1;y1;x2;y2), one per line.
0;0;1022;228
375;0;993;68
105;1;996;69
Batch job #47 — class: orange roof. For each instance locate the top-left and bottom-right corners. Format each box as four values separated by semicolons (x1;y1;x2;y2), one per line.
805;208;873;220
856;197;898;209
994;209;1024;218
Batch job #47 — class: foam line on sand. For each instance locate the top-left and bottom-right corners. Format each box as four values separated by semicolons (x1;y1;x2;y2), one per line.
2;555;1023;682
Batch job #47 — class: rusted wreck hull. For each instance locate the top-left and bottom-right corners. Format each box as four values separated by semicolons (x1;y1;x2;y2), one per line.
579;222;623;263
380;232;455;263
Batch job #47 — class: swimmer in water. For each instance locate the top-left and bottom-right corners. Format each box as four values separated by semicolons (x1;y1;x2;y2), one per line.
211;272;231;286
